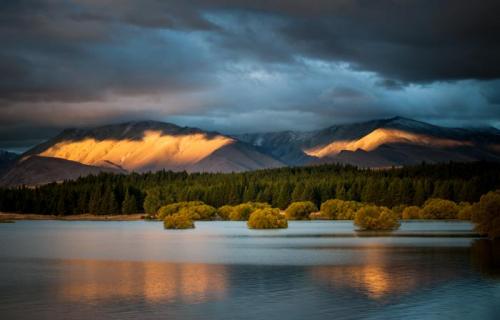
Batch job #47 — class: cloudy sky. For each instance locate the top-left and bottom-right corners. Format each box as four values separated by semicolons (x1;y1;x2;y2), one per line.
1;0;500;152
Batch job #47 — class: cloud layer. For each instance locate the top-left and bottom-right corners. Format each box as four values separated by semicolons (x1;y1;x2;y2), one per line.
1;0;500;151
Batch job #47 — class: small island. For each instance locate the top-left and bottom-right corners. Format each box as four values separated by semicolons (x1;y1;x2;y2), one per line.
354;205;400;231
163;212;195;229
247;208;288;229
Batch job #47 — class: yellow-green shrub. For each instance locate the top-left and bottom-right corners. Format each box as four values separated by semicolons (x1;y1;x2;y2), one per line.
163;212;194;229
158;201;216;220
157;201;204;219
392;205;407;218
421;198;458;219
318;199;362;220
471;191;500;239
402;206;422;219
247;208;288;229
217;205;234;220
285;201;317;220
354;205;400;231
308;211;331;220
229;202;270;221
177;204;217;220
457;203;475;220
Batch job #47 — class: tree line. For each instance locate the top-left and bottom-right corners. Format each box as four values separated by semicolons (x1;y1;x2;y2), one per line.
0;161;499;215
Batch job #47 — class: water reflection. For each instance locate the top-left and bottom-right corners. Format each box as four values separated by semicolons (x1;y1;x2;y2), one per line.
471;239;500;278
57;260;227;303
310;247;467;299
1;221;499;320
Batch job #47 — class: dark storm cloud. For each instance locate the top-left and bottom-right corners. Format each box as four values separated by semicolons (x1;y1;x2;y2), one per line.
181;0;500;82
1;0;500;151
275;0;500;82
375;79;405;91
0;0;216;103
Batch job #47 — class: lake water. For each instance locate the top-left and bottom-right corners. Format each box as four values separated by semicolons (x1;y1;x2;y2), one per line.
0;220;499;319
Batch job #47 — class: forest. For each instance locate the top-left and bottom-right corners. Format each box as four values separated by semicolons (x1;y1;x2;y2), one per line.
0;161;499;216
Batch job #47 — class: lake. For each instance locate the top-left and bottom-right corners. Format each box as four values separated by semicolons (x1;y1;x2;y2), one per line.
0;220;499;319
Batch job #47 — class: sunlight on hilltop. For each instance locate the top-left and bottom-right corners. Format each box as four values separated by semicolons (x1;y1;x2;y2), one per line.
39;130;235;172
304;128;473;157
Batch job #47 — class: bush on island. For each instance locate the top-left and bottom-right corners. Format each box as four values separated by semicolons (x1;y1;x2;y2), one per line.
318;199;362;220
177;204;217;220
421;198;458;219
247;208;288;229
471;191;500;239
229;202;270;221
285;201;317;220
163;212;195;229
402;206;422;219
308;211;332;220
392;205;407;218
457;202;475;220
354;205;400;231
157;201;205;219
217;205;234;220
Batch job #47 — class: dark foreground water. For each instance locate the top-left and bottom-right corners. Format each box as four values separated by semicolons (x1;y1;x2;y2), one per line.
0;221;499;320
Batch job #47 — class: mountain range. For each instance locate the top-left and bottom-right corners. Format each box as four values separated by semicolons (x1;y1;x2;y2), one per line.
1;117;499;186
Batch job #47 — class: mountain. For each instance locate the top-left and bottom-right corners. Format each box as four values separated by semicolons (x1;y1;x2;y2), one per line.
2;117;499;187
6;121;283;186
237;117;500;167
0;150;19;175
0;155;124;187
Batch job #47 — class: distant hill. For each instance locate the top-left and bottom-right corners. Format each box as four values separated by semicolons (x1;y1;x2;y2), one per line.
237;117;500;167
1;117;499;187
0;155;124;187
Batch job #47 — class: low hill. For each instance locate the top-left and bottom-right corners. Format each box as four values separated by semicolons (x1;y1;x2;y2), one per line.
0;155;125;187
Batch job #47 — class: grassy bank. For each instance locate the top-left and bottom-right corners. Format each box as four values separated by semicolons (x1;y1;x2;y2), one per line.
0;212;145;221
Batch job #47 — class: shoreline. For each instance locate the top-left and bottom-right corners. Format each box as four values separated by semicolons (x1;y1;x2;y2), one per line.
0;212;145;221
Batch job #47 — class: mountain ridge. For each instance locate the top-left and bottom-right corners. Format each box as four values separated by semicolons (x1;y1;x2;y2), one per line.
236;116;500;166
12;121;284;181
1;117;500;186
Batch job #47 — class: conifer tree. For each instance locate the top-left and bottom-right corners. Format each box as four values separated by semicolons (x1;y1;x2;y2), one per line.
291;183;305;202
88;188;101;214
276;183;292;209
122;189;138;214
144;188;162;214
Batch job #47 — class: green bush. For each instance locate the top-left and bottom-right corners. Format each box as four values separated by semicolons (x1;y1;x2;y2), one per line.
157;201;204;219
421;198;458;219
285;201;317;220
402;206;422;219
247;208;288;229
319;199;362;220
471;191;500;239
229;202;270;221
354;205;400;231
163;212;195;229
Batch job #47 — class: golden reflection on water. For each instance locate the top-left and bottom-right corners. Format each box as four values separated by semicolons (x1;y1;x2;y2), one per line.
57;260;227;303
310;248;454;300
